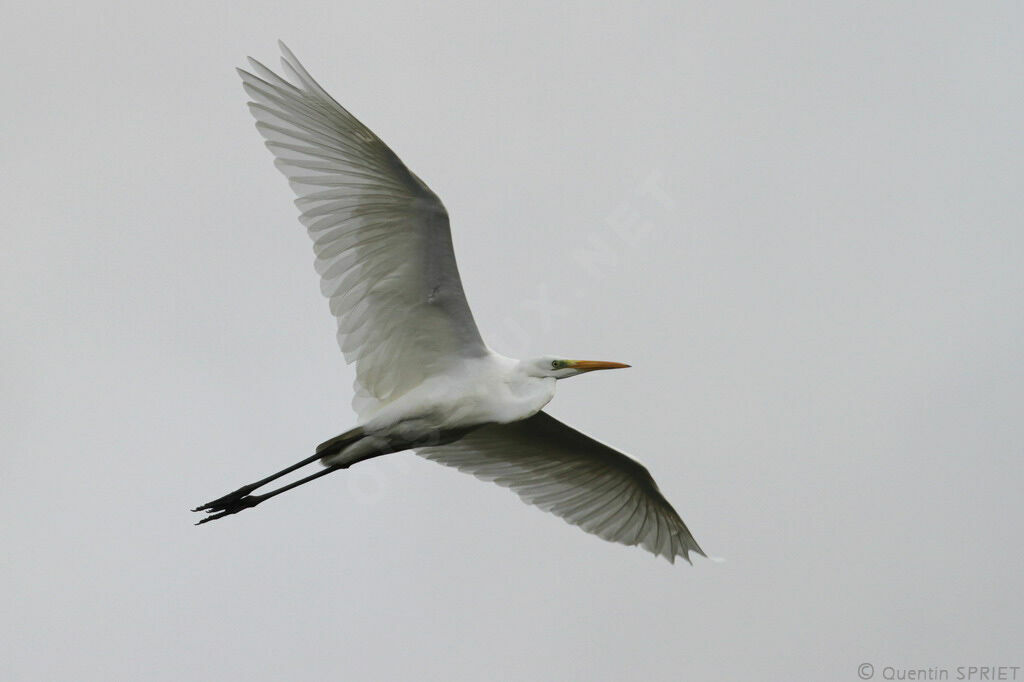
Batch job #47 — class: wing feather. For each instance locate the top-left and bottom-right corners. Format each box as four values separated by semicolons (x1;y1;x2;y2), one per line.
418;411;704;563
241;44;488;418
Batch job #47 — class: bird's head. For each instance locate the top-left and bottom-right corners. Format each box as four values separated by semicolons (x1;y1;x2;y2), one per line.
525;356;631;380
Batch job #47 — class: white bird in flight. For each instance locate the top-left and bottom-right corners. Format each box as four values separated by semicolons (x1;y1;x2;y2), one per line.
194;43;704;564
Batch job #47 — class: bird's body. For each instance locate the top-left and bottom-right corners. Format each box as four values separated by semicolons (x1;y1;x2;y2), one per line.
367;354;554;436
194;43;705;564
325;353;555;466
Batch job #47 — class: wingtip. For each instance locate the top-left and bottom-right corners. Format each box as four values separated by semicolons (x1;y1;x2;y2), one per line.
246;56;268;73
278;40;297;63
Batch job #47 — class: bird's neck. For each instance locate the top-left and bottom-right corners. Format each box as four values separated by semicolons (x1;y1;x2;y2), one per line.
502;365;556;421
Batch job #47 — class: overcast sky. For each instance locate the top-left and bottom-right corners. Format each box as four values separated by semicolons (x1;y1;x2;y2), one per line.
3;2;1022;681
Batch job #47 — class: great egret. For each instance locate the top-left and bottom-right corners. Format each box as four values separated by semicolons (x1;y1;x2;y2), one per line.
194;43;704;564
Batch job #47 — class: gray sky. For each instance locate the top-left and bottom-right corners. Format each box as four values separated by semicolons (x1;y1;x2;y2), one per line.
3;2;1022;680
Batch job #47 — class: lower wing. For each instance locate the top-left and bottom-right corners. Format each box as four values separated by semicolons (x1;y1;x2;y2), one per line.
417;411;704;563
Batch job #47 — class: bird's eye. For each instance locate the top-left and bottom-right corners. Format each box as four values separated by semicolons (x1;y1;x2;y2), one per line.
551;360;560;369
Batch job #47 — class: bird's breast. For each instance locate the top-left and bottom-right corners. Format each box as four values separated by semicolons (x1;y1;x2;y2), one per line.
361;362;555;438
489;375;556;423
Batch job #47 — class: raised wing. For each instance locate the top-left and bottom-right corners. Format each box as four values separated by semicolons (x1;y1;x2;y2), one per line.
239;43;488;418
418;412;704;563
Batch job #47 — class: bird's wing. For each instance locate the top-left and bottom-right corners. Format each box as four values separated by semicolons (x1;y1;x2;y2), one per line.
239;43;488;418
417;411;704;563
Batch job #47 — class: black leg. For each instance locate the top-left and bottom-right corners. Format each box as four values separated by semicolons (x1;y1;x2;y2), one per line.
195;466;340;525
192;427;404;525
192;452;324;513
192;426;364;515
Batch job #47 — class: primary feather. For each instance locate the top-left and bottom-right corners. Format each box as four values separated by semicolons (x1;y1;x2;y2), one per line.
239;42;487;420
420;412;704;563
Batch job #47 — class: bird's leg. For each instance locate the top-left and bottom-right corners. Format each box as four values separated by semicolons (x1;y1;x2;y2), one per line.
193;446;397;524
192;426;364;515
193;429;403;525
192;452;324;513
195;466;340;525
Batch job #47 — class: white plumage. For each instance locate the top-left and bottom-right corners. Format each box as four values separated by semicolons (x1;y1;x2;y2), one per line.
241;43;487;419
419;412;702;562
195;43;704;564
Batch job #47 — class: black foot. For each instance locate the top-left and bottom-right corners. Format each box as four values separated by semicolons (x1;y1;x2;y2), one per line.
192;483;260;514
194;494;264;525
193;485;265;525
